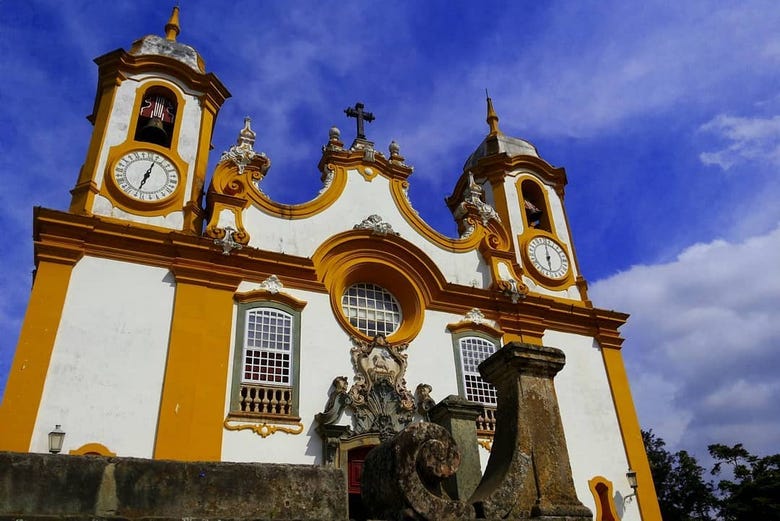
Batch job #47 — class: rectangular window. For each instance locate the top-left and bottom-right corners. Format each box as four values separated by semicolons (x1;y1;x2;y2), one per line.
229;302;301;421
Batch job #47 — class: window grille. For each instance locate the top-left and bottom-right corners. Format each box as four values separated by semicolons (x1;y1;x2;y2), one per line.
243;308;293;386
459;336;498;406
341;283;402;337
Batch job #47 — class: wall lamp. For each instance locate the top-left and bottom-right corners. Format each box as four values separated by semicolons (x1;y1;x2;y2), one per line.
48;424;65;454
623;468;638;504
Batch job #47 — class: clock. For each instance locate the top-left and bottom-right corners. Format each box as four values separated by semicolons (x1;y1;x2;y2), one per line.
112;150;179;202
526;235;570;281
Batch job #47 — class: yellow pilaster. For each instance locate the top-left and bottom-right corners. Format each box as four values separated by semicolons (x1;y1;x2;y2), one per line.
153;265;239;460
0;253;81;451
601;346;662;521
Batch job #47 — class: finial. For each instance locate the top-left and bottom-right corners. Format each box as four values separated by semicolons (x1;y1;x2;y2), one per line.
165;6;181;41
485;89;501;136
237;116;256;148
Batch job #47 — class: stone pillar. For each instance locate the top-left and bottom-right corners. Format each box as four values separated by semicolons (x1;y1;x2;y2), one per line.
430;395;484;501
469;342;592;520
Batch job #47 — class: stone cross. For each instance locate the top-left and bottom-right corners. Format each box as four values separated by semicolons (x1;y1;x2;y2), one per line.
344;102;375;140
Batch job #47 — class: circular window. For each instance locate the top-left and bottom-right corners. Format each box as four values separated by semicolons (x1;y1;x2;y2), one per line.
341;282;402;337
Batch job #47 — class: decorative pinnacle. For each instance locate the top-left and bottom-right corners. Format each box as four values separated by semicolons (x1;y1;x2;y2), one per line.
165;6;181;41
485;89;501;136
237;116;256;148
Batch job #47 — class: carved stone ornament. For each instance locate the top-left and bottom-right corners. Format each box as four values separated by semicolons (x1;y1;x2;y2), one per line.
213;226;243;255
318;164;335;195
498;278;527;303
219;117;267;176
456;172;500;227
258;274;283;294
223;418;304;438
322;126;344;151
353;214;400;237
416;383;436;420
315;336;420;442
464;308;486;324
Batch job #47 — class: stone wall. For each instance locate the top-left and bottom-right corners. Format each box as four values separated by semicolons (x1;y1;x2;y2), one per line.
0;451;347;520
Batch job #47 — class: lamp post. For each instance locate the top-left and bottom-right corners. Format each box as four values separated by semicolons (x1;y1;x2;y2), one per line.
48;425;65;454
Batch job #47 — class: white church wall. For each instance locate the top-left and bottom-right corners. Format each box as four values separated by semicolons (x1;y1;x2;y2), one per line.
220;288;469;464
242;171;488;288
91;81;138;194
403;310;463;402
221;288;355;464
30;256;175;457
546;330;640;521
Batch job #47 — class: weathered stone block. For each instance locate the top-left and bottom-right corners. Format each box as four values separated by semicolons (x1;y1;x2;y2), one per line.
0;451;347;520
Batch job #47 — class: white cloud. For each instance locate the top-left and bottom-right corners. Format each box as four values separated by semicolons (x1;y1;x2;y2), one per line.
699;114;780;170
590;224;780;457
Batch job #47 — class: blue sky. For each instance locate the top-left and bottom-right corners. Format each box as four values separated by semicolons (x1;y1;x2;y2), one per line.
1;1;778;460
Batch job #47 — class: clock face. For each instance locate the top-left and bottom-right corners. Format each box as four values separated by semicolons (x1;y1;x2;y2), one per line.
527;236;570;280
113;151;179;202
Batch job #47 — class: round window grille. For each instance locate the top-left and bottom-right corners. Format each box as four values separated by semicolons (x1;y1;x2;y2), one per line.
341;282;402;337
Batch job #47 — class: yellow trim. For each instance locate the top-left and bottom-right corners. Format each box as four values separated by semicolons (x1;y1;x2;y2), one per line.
223;418;304;438
69;442;117;456
250;163;347;219
588;476;620;521
601;347;662;521
390;178;489;253
69;75;120;214
312;231;450;344
164;6;180;41
186;97;220;234
478;438;493;451
356;165;380;181
0;257;80;451
31;208;630;351
153;275;239;461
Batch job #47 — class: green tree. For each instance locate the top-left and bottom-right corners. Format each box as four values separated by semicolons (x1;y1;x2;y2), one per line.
709;443;780;521
642;430;717;521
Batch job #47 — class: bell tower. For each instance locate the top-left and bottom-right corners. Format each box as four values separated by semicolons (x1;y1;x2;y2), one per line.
448;97;589;302
68;7;230;233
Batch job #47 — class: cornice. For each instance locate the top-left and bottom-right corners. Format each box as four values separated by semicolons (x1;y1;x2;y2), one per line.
92;48;230;113
31;208;627;348
463;154;568;197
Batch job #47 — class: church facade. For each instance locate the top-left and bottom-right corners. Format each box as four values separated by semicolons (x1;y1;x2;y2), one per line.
0;8;660;521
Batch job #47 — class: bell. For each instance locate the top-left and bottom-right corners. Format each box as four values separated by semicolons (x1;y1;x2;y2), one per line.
524;199;544;228
137;117;169;146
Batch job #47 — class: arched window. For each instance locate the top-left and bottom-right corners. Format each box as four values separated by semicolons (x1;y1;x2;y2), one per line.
134;88;177;148
341;282;402;337
520;179;552;232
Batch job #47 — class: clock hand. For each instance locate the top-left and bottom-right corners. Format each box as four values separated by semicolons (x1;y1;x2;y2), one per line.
138;163;154;188
544;243;552;269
